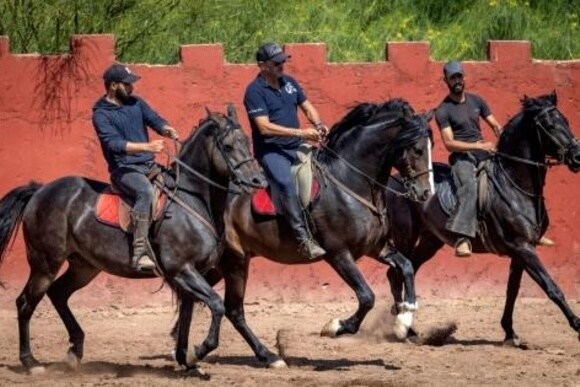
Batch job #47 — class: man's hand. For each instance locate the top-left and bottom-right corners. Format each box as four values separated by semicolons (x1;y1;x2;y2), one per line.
479;141;496;153
148;140;165;153
301;128;323;142
163;126;179;140
315;122;329;137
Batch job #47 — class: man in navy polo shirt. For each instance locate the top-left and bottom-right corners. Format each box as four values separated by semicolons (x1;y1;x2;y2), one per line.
244;42;327;260
92;63;179;272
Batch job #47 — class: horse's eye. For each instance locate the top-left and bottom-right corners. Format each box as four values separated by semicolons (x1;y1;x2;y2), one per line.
223;144;234;152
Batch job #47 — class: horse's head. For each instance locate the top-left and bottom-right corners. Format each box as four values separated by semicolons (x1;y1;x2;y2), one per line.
322;98;433;201
522;91;580;172
390;109;435;202
178;104;266;193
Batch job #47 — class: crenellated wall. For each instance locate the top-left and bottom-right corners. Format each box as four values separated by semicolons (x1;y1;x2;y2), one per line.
0;34;579;303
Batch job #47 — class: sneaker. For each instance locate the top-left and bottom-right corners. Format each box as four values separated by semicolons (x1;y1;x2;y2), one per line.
299;239;326;260
538;236;555;247
454;239;472;258
135;255;156;271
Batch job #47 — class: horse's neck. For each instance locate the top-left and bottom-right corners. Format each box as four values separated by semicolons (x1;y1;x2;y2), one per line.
322;146;391;188
496;117;547;196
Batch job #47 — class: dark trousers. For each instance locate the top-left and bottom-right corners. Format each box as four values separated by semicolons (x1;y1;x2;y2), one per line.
259;148;299;208
110;162;156;218
447;153;478;238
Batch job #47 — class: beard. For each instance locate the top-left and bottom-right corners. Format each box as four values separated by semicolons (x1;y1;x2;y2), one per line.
449;81;464;95
115;87;132;104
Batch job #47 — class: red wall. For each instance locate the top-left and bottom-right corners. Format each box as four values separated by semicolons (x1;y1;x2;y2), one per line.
0;34;579;302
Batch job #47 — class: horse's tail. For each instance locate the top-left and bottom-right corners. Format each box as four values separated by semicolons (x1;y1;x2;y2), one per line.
0;182;43;266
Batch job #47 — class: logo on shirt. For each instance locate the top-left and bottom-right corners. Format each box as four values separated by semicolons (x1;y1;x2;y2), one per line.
284;82;297;95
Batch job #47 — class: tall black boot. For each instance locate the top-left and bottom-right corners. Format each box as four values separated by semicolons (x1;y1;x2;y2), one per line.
280;194;326;260
131;213;156;271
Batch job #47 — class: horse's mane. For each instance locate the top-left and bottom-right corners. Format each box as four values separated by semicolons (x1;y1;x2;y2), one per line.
327;98;414;142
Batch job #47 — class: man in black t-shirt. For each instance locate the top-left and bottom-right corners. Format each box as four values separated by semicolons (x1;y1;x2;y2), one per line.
435;61;502;257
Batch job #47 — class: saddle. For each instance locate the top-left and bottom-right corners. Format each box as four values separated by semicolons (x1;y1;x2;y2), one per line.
434;161;491;218
252;143;321;216
95;176;168;232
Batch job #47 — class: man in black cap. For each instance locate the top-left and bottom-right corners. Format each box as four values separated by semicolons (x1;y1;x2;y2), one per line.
92;63;179;271
243;42;328;260
435;60;502;257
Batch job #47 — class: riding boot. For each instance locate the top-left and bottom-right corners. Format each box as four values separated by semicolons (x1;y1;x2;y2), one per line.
131;213;156;271
280;194;326;260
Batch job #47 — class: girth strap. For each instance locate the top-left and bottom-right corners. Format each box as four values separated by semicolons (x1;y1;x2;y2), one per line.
153;180;218;239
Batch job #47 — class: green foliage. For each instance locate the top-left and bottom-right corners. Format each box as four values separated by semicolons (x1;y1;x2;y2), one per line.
0;0;578;63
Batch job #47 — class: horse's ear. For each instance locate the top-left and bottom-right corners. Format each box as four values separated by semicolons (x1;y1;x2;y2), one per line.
549;90;557;105
205;106;212;117
227;103;238;123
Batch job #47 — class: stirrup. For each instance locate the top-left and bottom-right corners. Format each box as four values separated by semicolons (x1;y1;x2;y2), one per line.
299;239;326;260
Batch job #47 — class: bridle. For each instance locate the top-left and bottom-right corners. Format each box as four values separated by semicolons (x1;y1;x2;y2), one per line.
317;114;432;210
171;116;258;195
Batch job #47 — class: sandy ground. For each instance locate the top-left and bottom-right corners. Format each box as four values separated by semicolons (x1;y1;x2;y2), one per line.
0;293;579;387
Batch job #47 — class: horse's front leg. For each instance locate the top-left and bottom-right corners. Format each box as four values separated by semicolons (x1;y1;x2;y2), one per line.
501;259;524;346
171;266;225;369
220;249;286;368
321;251;375;337
380;247;417;339
513;244;580;341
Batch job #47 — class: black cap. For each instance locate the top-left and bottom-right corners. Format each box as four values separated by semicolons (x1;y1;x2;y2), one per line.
256;42;290;63
443;60;464;78
103;64;140;84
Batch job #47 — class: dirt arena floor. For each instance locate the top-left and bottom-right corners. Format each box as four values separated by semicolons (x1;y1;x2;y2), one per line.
0;290;579;387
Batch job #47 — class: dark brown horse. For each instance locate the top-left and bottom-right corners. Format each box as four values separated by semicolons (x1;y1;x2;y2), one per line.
174;98;435;368
386;92;580;343
0;104;267;373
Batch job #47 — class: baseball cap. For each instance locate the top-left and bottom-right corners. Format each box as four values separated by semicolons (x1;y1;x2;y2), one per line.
256;42;291;63
443;61;464;78
103;64;141;84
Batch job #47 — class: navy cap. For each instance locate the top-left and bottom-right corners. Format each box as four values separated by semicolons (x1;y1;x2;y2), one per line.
256;42;291;63
103;64;140;84
443;60;464;78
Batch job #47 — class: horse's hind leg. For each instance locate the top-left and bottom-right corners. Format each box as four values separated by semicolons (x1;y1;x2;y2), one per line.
501;259;524;346
171;266;225;369
47;257;100;367
16;250;63;373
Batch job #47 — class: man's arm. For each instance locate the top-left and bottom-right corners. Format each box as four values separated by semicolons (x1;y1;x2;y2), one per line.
484;114;502;138
253;116;321;141
440;126;496;153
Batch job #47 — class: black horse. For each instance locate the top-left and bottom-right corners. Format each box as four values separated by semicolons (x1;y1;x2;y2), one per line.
0;104;267;373
387;92;580;343
173;98;435;368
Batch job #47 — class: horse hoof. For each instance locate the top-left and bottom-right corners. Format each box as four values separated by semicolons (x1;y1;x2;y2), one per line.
503;337;522;348
66;351;80;369
186;349;199;367
320;318;341;337
393;311;414;340
29;366;46;375
269;359;288;369
171;350;177;361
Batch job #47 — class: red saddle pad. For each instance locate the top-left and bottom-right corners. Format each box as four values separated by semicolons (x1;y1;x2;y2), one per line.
95;188;167;228
251;180;320;216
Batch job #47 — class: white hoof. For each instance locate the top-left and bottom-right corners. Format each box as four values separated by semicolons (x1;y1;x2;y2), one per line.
29;366;46;375
393;311;415;340
66;351;80;369
186;349;199;367
320;318;341;337
269;359;288;368
171;350;177;361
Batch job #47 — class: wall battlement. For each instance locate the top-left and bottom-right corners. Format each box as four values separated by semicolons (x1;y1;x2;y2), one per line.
0;34;578;300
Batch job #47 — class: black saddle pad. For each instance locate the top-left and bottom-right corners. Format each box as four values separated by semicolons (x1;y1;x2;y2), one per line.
432;163;458;217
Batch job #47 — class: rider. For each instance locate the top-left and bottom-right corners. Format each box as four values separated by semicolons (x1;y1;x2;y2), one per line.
92;63;179;271
243;42;328;260
435;60;502;257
